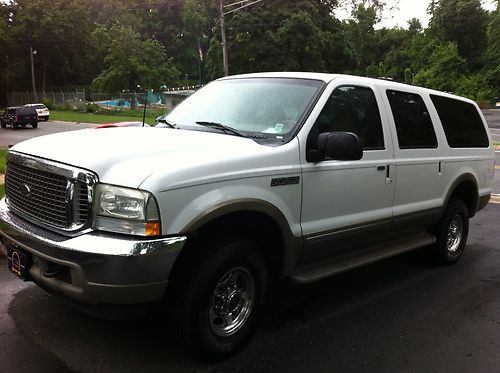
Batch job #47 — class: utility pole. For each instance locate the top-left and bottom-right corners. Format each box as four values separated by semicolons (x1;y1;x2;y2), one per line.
219;0;229;77
218;0;264;77
30;47;38;102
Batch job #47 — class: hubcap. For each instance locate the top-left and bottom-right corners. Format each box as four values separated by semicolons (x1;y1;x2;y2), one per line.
209;267;255;337
447;214;463;253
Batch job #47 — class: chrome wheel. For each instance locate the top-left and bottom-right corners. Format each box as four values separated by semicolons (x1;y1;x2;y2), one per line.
209;267;255;337
447;214;463;253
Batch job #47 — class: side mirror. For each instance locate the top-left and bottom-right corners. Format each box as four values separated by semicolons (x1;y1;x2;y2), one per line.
316;131;363;161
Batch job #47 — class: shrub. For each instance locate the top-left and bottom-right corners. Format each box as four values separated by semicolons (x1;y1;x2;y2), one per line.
42;98;54;110
86;103;99;113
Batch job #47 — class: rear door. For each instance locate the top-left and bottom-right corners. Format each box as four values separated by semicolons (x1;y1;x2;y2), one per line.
381;87;445;226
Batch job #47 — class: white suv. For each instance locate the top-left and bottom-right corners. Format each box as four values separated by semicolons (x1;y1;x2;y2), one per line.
0;73;495;358
24;103;50;121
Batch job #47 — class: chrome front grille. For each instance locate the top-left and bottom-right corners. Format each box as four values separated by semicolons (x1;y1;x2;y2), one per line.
6;163;68;227
5;152;97;233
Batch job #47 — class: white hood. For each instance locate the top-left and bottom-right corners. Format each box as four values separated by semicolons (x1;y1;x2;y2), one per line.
11;127;292;190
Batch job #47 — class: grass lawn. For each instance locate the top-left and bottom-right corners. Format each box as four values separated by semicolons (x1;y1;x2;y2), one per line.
50;110;162;125
0;148;6;174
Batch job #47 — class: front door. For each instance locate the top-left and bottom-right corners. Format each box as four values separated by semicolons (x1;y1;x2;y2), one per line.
300;83;396;261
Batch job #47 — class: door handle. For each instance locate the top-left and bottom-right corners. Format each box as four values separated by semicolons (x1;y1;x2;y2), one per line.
377;165;386;171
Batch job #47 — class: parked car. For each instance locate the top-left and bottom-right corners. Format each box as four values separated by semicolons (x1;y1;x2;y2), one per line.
24;103;50;121
0;73;495;358
0;106;38;129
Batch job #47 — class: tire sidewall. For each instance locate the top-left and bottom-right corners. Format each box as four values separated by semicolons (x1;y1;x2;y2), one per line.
436;200;469;264
190;240;268;358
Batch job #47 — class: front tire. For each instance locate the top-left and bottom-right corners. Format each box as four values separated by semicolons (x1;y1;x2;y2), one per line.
431;199;469;265
170;238;268;359
32;122;38;128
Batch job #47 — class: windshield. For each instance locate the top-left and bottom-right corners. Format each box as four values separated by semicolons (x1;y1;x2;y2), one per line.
166;78;323;137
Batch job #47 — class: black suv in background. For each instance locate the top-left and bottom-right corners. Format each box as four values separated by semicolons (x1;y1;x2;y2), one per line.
0;106;38;129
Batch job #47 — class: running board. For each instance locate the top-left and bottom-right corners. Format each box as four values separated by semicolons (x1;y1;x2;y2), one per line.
291;233;436;284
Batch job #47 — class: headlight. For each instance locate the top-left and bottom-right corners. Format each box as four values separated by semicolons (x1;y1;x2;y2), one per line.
94;184;161;236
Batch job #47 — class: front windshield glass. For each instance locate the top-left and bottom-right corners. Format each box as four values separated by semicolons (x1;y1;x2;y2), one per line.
166;78;323;137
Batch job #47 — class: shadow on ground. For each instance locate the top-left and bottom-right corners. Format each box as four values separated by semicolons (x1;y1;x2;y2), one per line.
8;205;500;372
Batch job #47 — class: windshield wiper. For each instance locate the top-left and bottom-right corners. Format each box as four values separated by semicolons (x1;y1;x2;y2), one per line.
196;121;248;138
156;117;177;128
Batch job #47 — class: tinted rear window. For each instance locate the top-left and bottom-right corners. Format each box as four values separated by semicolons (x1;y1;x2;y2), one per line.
386;90;437;149
17;107;37;115
430;95;489;148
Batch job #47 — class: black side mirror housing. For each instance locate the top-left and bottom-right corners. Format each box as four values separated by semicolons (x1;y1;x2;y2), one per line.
316;131;363;161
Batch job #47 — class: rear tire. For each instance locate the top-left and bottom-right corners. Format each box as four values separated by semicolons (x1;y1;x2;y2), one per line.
170;237;268;359
0;122;5;128
431;199;469;265
32;122;38;128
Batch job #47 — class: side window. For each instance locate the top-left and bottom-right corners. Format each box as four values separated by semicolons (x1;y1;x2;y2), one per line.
430;95;489;148
386;90;437;149
313;86;385;150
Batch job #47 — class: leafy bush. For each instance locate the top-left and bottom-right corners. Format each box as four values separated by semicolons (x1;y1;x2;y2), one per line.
86;103;99;113
42;98;54;110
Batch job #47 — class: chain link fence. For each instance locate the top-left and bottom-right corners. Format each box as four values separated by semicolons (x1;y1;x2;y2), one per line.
7;91;86;111
7;86;200;112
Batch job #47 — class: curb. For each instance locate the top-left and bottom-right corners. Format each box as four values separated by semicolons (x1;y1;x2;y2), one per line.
491;194;500;204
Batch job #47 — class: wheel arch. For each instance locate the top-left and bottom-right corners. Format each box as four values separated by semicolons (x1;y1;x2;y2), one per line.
443;174;480;218
172;200;302;281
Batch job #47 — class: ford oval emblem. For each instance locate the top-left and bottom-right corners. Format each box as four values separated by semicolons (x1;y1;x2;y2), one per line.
20;184;31;197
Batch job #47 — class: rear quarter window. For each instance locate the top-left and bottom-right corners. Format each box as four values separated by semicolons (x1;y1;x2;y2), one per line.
430;95;489;148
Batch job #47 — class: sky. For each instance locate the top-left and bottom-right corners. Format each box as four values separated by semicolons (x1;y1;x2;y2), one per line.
335;0;498;29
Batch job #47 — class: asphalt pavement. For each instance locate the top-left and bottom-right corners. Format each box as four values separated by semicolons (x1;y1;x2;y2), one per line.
0;204;499;372
483;109;500;129
0;113;500;372
0;121;95;149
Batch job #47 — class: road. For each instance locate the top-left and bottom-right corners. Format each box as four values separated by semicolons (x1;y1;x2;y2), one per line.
1;204;499;372
484;111;500;199
0;121;95;149
0;112;499;371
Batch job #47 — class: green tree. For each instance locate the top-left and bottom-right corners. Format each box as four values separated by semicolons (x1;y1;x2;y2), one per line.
8;0;95;90
413;42;467;92
205;2;350;79
485;1;500;94
429;0;489;71
92;25;180;93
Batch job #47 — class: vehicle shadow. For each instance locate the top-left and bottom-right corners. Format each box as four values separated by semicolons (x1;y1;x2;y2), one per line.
9;244;496;373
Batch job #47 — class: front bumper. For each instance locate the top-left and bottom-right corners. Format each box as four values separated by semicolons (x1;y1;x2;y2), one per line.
0;198;186;306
